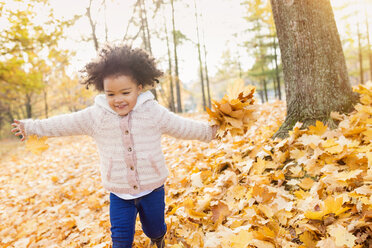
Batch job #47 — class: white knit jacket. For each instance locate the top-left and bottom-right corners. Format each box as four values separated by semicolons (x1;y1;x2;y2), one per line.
21;91;216;194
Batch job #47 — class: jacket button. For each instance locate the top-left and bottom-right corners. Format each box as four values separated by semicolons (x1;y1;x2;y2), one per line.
125;130;129;135
128;147;132;152
130;166;134;171
133;185;138;189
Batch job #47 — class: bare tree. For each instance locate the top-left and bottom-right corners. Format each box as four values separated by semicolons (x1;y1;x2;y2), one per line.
366;12;372;81
193;0;206;110
162;9;176;111
200;5;211;108
103;0;108;42
86;0;99;52
170;0;182;112
357;21;364;84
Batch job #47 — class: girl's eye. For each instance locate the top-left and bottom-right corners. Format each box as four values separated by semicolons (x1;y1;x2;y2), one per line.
108;94;114;96
122;92;130;95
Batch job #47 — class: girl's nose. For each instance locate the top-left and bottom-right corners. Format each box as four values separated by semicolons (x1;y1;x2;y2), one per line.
113;96;124;103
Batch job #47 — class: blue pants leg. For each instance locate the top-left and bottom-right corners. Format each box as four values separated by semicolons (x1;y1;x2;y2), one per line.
137;185;167;239
109;193;137;248
109;185;167;248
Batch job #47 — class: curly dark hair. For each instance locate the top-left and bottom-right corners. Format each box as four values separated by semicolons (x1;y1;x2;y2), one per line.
80;44;163;91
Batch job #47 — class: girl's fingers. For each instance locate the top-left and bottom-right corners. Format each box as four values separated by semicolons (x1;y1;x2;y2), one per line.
10;120;25;141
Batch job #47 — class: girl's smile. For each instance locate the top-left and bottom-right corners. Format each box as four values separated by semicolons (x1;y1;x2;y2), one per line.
103;75;143;116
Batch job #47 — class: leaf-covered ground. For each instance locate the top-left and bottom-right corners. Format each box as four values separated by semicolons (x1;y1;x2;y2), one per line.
1;84;371;248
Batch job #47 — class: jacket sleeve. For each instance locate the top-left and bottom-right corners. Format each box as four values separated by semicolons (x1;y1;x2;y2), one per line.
20;105;98;138
148;100;216;142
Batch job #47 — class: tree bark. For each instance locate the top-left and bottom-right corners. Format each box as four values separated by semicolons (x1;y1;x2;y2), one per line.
170;0;182;112
270;0;359;139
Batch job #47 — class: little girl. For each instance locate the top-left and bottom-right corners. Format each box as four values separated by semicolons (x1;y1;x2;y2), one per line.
11;44;218;248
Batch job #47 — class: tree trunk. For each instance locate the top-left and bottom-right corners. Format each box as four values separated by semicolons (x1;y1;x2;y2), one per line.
199;4;211;108
87;0;99;52
138;0;157;99
163;14;175;112
43;87;48;118
270;0;359;139
103;0;108;42
365;13;372;81
141;0;153;55
238;56;243;78
170;0;182;112
139;0;148;51
203;45;211;109
357;22;364;84
273;76;278;98
123;0;139;41
259;90;265;103
193;0;206;110
25;93;32;118
263;79;268;102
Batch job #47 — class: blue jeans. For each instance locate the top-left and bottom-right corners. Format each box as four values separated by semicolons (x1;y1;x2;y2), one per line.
109;185;167;248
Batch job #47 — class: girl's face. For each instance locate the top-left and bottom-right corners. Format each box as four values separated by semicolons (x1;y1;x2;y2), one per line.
103;75;143;116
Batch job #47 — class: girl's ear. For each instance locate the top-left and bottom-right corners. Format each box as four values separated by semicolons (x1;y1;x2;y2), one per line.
138;84;143;93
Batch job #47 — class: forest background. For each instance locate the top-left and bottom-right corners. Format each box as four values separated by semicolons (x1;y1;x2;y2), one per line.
1;0;372;247
0;0;371;140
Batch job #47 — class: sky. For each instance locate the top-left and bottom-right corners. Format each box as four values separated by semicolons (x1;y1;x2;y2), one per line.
48;0;253;84
3;0;372;85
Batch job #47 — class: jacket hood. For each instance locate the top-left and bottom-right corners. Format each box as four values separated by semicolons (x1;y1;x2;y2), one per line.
94;90;155;115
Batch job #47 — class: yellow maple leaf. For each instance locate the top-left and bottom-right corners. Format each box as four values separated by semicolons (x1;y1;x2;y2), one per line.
328;224;357;247
187;209;208;219
322;138;343;154
299;231;318;248
334;170;364;182
211;201;231;225
308;120;328;136
229;230;253;248
25;135;49;155
298;177;315;190
304;196;349;220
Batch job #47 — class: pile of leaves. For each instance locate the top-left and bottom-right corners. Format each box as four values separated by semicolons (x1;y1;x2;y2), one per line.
206;79;257;138
0;83;371;247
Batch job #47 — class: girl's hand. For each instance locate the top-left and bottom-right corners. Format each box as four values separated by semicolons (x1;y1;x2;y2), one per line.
11;119;26;141
211;125;219;139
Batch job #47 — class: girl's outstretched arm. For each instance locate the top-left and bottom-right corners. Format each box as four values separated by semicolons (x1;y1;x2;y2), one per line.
14;106;99;139
148;100;218;142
